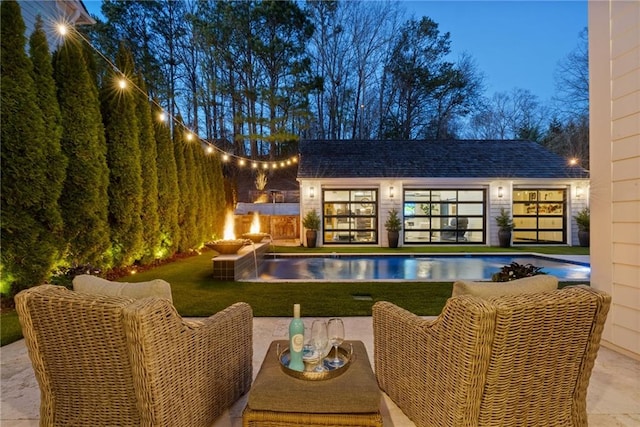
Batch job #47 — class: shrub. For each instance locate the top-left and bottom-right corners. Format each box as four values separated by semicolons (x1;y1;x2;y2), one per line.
491;262;546;282
384;208;402;232
302;209;321;230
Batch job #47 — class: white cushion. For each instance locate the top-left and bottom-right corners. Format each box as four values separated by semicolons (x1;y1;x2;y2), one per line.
72;274;173;303
452;275;558;298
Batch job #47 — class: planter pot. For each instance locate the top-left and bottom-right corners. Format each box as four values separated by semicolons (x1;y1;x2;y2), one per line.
306;230;318;248
498;230;512;248
578;230;590;247
388;231;399;248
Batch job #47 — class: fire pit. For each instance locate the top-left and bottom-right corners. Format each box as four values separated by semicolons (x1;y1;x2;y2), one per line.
242;232;268;244
206;239;248;255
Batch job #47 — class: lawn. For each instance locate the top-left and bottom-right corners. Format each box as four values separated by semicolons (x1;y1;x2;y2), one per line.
1;245;588;346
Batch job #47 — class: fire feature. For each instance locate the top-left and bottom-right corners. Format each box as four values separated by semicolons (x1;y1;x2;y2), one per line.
206;211;248;254
242;212;268;243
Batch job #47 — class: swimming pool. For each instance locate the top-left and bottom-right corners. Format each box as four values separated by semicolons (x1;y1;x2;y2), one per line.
257;255;590;281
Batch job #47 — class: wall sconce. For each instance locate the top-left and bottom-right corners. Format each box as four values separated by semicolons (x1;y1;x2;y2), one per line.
389;186;395;198
309;186;315;199
576;186;584;198
498;186;504;198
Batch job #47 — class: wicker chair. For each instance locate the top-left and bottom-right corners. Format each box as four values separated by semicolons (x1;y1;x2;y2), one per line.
373;286;610;427
15;284;253;427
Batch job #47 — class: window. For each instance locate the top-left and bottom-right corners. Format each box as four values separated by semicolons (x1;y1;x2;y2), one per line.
323;189;378;244
403;189;485;244
512;189;566;244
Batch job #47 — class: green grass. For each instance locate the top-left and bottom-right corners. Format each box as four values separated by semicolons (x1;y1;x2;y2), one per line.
1;311;23;346
1;245;588;346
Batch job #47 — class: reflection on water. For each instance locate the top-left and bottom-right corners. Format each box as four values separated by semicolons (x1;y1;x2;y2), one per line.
259;256;590;281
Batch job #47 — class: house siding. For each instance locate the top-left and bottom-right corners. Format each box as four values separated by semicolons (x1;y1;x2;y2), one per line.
298;178;587;247
590;0;640;358
18;0;94;50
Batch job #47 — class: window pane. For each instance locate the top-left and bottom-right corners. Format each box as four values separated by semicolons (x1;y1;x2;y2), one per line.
458;190;483;201
324;190;350;202
403;188;485;244
458;203;483;215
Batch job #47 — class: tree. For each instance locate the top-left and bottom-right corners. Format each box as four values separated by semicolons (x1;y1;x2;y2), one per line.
554;28;588;119
173;116;190;251
153;102;180;257
382;17;455;139
549;28;589;167
101;44;144;267
1;1;62;295
29;17;68;268
467;88;545;141
54;33;111;268
134;73;161;262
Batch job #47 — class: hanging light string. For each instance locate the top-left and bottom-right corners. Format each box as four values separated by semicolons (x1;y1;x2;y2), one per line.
56;22;298;170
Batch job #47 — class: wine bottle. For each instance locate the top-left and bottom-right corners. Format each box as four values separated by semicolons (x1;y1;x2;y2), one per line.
288;304;305;372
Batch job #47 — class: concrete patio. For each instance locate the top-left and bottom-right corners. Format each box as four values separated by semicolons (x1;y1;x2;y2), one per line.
2;316;639;426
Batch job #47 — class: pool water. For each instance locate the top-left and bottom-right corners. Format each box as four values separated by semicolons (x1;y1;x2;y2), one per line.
258;255;590;281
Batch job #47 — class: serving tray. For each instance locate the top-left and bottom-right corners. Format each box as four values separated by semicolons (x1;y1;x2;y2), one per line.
277;343;354;381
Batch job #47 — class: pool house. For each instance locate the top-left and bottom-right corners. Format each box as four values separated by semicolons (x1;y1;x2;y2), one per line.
298;139;589;247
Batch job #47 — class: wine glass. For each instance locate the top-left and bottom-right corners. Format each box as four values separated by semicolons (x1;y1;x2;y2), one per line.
304;320;329;372
327;318;345;367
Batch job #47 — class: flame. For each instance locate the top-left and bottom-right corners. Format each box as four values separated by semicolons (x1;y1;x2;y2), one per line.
223;211;236;240
250;212;261;234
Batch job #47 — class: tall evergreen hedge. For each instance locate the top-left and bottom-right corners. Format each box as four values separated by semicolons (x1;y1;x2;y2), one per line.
54;35;110;268
0;1;62;295
101;44;144;267
173;118;190;251
135;73;161;262
29;16;67;264
153;102;180;257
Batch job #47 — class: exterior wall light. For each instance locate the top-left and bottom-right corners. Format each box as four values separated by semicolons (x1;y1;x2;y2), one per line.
498;186;504;198
309;186;315;198
389;186;395;198
576;186;584;198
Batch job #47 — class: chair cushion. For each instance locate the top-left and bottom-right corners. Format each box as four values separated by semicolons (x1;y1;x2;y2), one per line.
451;275;558;298
73;274;173;302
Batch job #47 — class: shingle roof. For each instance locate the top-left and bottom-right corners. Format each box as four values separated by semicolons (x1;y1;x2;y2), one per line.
297;139;589;179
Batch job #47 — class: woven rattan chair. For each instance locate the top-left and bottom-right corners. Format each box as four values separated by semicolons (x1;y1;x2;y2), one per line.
15;284;253;427
373;286;610;427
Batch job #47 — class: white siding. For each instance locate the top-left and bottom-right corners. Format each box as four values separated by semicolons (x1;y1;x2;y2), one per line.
589;0;640;358
18;1;94;50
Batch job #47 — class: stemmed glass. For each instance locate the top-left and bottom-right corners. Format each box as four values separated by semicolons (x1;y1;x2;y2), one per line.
327;318;345;367
303;320;330;372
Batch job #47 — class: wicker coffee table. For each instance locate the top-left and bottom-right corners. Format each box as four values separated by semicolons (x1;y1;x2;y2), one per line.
242;340;382;427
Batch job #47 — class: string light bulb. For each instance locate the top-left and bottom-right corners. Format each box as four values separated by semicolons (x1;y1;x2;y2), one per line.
55;20;299;170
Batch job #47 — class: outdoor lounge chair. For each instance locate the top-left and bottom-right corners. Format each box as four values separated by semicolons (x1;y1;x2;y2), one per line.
373;286;610;426
15;284;253;427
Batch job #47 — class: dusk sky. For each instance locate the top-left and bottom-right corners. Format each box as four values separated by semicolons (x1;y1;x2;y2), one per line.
83;0;587;104
401;0;587;103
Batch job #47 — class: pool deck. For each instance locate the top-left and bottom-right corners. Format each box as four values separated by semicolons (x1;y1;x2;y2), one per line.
2;316;638;426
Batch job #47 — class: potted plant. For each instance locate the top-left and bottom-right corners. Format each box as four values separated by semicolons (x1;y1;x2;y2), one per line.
496;208;513;248
302;209;321;248
384;208;402;248
574;207;590;247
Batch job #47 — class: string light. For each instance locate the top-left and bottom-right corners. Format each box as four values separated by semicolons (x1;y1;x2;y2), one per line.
57;23;68;36
55;21;299;171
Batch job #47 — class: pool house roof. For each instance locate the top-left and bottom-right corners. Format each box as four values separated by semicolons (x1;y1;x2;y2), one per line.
297;139;589;180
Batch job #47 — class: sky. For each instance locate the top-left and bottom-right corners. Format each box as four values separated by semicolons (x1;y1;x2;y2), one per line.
82;0;587;104
401;0;587;103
